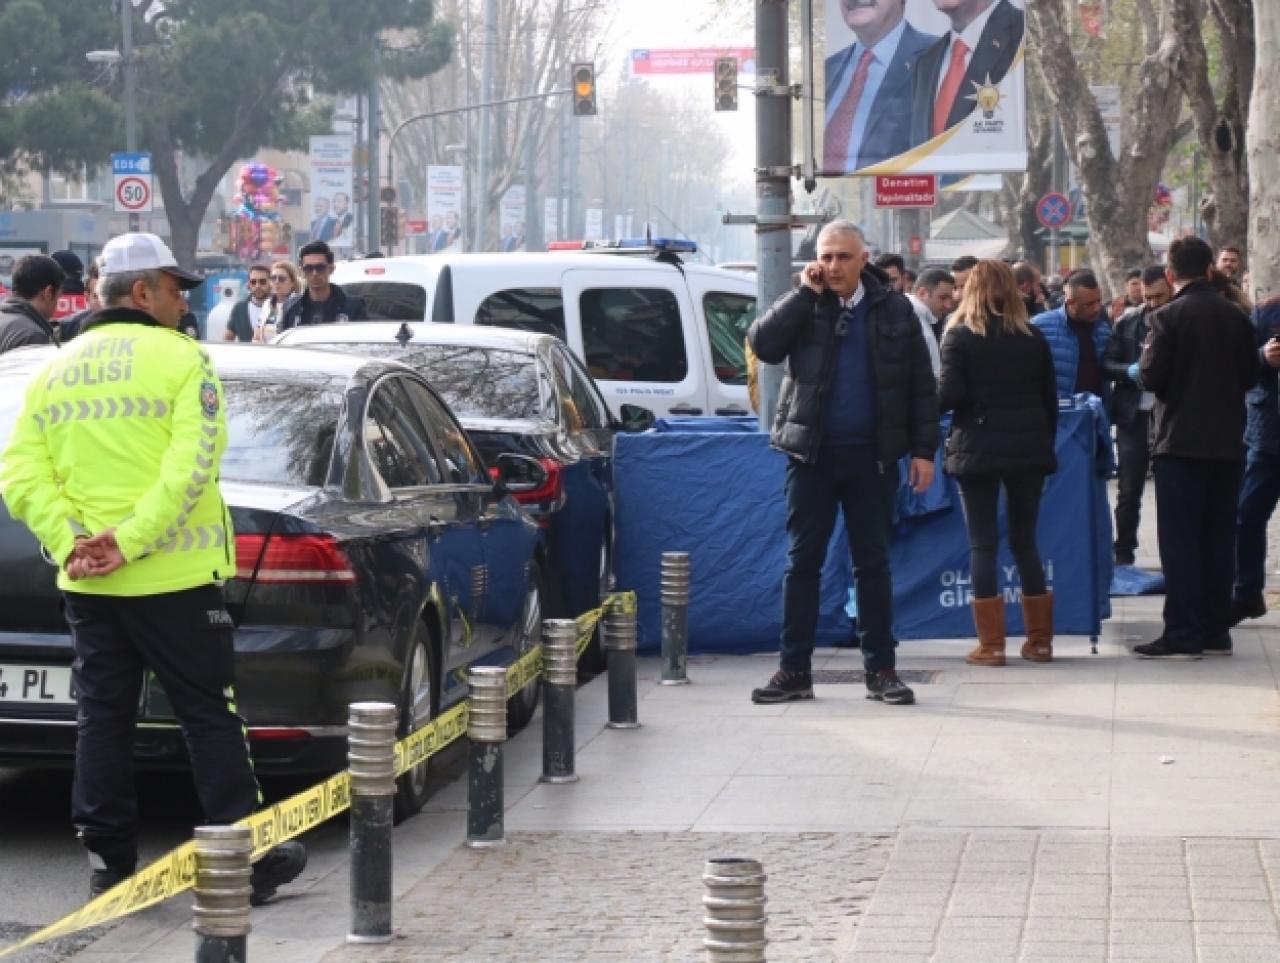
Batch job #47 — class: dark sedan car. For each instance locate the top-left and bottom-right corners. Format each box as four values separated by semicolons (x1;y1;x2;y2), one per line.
0;344;544;819
274;322;653;664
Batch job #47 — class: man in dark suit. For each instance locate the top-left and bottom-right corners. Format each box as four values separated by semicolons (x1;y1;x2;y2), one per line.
824;0;937;173
909;0;1025;148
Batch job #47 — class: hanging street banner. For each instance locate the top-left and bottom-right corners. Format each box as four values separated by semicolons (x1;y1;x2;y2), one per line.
630;47;756;76
425;165;464;253
308;134;354;250
544;197;560;243
823;0;1027;177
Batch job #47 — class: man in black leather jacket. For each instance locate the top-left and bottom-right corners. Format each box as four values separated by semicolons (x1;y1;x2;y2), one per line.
747;220;938;706
1102;264;1171;565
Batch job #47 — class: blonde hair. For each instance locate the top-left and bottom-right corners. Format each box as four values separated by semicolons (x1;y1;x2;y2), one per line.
271;259;302;295
946;259;1031;336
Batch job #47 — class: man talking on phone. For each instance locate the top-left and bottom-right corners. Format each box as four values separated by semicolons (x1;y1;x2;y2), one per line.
747;220;939;706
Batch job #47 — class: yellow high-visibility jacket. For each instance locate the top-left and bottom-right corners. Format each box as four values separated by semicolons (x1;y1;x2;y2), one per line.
0;309;235;596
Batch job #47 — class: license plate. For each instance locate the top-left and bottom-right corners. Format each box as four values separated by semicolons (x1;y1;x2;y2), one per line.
0;664;76;706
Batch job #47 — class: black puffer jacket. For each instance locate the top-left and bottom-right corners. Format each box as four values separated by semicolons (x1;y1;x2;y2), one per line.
938;320;1058;478
0;296;58;354
748;269;939;465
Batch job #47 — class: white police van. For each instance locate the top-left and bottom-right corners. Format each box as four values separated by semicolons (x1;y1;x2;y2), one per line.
329;240;758;419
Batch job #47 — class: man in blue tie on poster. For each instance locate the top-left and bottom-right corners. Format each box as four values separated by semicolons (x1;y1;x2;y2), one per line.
824;0;937;173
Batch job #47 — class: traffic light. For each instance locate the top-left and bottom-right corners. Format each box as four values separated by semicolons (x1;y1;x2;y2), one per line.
381;205;398;248
714;57;738;111
572;62;597;116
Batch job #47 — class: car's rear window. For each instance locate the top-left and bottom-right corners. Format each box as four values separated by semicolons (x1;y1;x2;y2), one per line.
221;380;345;487
341;282;428;321
308;343;544;422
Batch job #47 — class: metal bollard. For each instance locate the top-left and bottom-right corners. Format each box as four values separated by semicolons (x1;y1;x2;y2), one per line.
703;857;768;962
660;551;692;685
540;619;580;784
602;604;641;729
467;666;508;848
346;702;398;944
192;826;251;963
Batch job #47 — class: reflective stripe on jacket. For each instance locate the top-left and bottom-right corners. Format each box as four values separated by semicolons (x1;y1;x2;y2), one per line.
0;308;235;596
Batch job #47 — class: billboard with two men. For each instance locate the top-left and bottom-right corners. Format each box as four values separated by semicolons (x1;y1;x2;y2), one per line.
824;0;1027;176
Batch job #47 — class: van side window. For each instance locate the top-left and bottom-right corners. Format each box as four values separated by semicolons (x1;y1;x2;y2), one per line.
580;288;688;383
703;292;757;385
475;288;566;340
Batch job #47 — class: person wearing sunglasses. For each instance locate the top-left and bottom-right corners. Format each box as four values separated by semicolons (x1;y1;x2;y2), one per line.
278;240;365;330
258;260;300;341
223;263;272;342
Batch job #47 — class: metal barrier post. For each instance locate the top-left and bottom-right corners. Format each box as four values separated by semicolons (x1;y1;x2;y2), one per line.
703;857;768;962
192;826;251;963
346;702;398;944
540;619;580;784
466;666;508;848
660;551;691;685
602;604;641;729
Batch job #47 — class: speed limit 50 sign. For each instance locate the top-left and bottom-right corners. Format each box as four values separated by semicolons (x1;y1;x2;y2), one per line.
112;152;154;214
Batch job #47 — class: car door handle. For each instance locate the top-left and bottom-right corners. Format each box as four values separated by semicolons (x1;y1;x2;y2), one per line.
669;404;703;416
427;518;447;539
715;406;748;416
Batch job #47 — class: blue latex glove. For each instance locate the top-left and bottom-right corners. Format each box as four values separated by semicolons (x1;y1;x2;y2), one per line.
1127;362;1140;381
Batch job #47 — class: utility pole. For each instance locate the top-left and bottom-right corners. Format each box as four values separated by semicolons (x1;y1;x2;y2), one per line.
477;0;498;251
121;0;139;230
523;19;541;251
755;0;793;429
368;38;382;255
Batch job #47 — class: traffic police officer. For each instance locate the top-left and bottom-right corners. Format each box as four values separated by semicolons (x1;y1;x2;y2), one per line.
0;233;306;900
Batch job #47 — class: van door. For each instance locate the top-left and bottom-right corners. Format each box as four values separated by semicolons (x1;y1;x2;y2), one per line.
562;269;706;418
684;272;758;417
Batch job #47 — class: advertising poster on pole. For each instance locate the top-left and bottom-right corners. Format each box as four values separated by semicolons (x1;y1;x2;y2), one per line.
308;134;355;250
544;197;560;243
499;186;526;252
426;165;464;252
823;0;1027;176
584;208;604;242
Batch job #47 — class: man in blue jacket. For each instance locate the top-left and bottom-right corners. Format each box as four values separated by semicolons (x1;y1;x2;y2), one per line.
1231;295;1280;627
1032;269;1110;401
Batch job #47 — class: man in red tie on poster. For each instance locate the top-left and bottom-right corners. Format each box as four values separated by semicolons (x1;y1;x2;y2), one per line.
823;0;938;174
909;0;1025;148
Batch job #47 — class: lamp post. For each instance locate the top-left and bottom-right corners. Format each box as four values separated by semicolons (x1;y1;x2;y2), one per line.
87;0;140;230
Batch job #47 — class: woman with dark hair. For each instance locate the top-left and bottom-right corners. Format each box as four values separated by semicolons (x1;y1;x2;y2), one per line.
939;259;1060;666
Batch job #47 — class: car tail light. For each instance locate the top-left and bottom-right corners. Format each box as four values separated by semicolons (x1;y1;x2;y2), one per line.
489;457;564;507
234;533;357;584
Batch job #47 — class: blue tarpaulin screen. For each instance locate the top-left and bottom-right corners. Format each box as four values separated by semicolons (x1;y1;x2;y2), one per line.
614;405;1113;654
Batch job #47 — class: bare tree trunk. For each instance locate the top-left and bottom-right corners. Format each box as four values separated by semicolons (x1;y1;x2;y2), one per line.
1002;61;1052;265
1028;0;1184;295
1248;1;1280;300
1170;0;1252;252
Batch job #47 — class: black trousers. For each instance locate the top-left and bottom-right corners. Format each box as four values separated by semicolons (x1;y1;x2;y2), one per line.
956;473;1048;600
1113;414;1151;563
63;584;261;870
781;444;898;674
1153;455;1243;650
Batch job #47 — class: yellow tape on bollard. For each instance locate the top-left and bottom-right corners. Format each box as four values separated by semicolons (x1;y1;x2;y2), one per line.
0;590;639;958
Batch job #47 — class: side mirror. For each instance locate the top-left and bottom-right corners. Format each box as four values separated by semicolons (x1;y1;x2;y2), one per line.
617;403;656;433
493;453;549;493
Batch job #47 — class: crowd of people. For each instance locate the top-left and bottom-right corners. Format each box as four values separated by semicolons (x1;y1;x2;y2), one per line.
748;220;1270;706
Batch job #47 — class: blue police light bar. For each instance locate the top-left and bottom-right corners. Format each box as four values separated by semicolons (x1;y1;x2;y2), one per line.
619;237;698;253
548;238;699;255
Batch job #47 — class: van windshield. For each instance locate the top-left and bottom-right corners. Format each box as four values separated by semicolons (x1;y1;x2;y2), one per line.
341;282;428;321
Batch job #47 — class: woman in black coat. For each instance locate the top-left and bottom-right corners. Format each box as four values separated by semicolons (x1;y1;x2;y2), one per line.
938;259;1059;666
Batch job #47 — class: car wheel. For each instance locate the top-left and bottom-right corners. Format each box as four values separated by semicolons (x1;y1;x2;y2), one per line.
393;624;437;824
578;540;612;674
506;562;544;734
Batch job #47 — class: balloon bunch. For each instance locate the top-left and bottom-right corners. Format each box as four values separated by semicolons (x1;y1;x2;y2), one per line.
1148;182;1175;233
230;163;285;259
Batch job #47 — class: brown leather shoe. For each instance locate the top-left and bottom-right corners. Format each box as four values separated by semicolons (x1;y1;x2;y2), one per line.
1020;592;1054;663
967;596;1007;666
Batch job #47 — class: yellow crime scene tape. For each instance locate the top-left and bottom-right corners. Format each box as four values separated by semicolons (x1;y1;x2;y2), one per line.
0;591;635;959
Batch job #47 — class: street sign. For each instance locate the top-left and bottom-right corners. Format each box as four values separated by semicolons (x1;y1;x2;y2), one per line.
112;152;153;214
1036;192;1072;230
404;219;427;237
874;175;937;209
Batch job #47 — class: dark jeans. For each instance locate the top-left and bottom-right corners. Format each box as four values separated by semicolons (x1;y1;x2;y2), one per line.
782;444;897;674
1153;454;1243;650
1234;446;1280;601
64;585;262;869
1113;414;1151;562
956;473;1048;599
